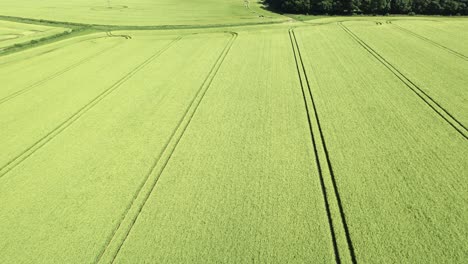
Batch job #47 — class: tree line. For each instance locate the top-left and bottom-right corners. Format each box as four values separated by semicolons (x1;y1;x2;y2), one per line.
264;0;468;15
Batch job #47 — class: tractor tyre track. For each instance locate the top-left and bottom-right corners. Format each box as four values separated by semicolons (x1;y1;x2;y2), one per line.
290;28;358;264
391;23;467;61
0;34;122;66
339;22;468;139
288;29;341;264
0;40;124;105
94;32;237;264
0;36;182;179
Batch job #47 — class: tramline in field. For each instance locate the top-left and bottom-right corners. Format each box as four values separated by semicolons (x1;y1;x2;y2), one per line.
0;1;467;263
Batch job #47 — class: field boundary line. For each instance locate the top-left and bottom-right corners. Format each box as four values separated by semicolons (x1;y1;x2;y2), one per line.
0;34;121;67
390;23;467;61
94;32;237;264
0;40;124;105
339;22;468;139
0;15;286;32
290;28;358;264
0;36;182;179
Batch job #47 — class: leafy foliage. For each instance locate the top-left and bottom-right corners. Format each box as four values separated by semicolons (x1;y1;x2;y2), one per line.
265;0;468;14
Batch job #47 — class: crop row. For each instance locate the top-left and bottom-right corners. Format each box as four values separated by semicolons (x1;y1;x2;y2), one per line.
293;23;467;263
0;20;466;263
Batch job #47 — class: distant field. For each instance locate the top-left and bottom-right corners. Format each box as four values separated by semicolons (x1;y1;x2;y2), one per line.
0;11;467;264
0;20;69;51
0;0;285;26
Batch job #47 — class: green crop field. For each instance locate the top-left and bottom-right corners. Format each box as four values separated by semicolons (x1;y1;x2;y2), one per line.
0;1;467;263
0;0;286;26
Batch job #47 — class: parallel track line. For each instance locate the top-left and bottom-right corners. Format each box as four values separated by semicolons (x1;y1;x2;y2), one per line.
94;33;237;264
0;40;124;105
288;28;341;264
339;22;467;139
0;37;182;179
290;28;358;264
391;23;467;61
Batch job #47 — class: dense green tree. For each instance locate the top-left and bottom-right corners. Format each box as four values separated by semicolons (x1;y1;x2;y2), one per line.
412;0;430;13
264;0;468;14
313;0;335;13
427;0;442;13
358;0;373;13
370;0;391;13
391;0;413;13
